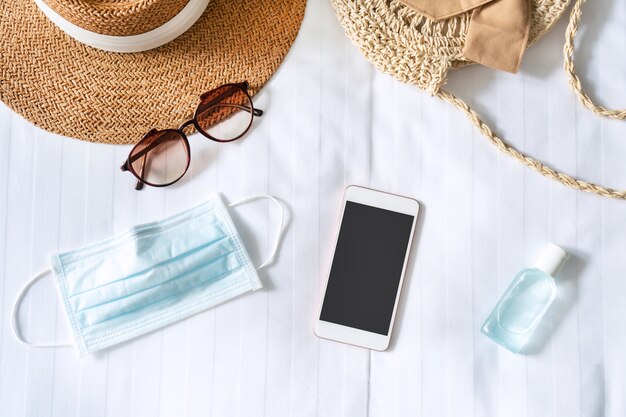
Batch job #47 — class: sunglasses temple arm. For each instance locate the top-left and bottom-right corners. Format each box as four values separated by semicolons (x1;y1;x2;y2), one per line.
128;141;159;164
235;104;263;116
211;103;263;116
119;160;146;189
135;155;147;190
201;84;261;116
127;132;180;165
202;86;241;108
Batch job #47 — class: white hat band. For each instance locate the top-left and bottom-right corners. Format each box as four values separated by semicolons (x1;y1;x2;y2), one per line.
34;0;211;53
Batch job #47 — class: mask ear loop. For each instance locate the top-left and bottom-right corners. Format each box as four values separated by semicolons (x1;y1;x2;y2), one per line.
12;268;73;348
228;195;285;269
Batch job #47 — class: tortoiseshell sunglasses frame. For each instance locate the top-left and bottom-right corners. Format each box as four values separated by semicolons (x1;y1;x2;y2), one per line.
120;81;263;190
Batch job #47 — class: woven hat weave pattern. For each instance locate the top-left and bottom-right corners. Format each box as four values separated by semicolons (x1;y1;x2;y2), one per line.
0;0;305;144
43;0;191;35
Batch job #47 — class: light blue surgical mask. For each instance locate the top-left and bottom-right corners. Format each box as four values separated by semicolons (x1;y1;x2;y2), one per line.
12;194;285;355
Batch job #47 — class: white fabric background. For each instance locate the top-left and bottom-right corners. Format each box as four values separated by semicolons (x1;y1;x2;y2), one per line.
1;0;626;416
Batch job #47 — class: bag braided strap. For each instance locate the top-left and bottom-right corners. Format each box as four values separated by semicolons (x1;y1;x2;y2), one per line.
564;0;626;120
435;0;626;199
435;89;626;199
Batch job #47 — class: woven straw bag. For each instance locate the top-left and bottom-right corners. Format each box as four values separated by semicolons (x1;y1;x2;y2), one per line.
332;0;626;199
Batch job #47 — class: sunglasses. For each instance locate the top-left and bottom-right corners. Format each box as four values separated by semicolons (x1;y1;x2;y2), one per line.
120;81;262;190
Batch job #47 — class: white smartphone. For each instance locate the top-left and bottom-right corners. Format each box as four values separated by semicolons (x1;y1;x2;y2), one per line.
314;185;419;351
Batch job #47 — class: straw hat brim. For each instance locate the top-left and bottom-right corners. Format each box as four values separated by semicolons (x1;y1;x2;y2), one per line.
0;0;306;144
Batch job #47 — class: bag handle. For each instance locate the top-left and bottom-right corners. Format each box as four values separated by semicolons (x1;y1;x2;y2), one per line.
564;0;625;120
435;0;626;199
435;89;626;198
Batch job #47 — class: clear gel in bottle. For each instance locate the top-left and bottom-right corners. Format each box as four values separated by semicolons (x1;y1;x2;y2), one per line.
481;243;569;353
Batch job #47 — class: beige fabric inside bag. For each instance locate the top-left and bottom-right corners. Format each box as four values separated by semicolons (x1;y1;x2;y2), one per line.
398;0;530;73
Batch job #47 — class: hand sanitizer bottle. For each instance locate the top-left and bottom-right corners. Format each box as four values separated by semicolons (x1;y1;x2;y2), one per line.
481;243;569;353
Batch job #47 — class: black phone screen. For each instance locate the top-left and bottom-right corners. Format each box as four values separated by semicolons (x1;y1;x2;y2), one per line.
319;201;415;335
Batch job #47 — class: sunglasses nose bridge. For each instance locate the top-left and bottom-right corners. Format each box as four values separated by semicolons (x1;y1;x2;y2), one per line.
178;119;196;133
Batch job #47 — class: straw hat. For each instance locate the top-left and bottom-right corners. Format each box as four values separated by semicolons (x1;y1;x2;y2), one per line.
0;0;306;144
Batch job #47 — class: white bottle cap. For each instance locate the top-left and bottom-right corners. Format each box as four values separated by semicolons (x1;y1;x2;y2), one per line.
533;243;569;277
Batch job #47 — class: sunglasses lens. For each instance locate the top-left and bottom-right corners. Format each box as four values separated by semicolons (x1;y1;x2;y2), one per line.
196;84;254;142
129;130;188;186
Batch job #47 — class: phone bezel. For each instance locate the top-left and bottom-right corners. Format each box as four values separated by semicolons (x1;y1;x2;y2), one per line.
314;185;419;351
